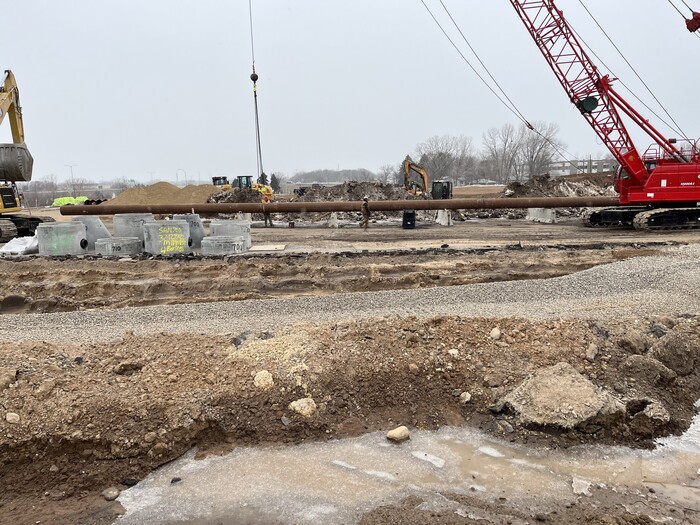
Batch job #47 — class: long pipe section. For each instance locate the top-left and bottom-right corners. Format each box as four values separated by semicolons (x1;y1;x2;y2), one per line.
60;196;619;216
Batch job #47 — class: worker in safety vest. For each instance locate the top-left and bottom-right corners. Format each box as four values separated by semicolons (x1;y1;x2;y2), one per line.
262;193;273;227
360;196;370;230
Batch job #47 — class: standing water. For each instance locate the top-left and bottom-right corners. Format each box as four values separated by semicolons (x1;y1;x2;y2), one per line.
117;410;700;524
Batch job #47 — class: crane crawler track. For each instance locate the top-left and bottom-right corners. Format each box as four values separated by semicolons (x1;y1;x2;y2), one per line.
582;207;648;228
633;208;700;231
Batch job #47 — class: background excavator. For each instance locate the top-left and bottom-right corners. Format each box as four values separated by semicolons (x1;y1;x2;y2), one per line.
0;70;51;242
402;156;430;196
402;156;453;200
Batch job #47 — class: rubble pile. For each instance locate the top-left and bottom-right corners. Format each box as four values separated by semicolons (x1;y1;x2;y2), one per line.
208;188;265;204
294;181;420;202
505;173;615;198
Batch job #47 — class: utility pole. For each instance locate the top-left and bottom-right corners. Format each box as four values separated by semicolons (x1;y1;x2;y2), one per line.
65;164;77;197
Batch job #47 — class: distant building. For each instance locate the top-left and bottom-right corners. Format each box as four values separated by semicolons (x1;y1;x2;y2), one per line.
546;158;619;177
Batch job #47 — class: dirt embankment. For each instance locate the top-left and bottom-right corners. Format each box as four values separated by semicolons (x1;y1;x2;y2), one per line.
1;314;699;524
105;182;219;206
0;246;660;314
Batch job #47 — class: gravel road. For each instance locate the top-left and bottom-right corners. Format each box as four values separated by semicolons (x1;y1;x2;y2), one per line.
3;245;698;343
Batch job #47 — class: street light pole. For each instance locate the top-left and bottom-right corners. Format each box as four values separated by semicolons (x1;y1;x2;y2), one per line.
65;164;77;197
176;169;187;187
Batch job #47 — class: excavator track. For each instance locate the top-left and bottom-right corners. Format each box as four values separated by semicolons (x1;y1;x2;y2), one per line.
633;208;700;231
582;207;648;228
0;219;18;243
0;215;55;243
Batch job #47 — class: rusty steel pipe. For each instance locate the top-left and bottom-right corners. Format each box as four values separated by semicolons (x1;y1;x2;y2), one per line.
59;196;620;216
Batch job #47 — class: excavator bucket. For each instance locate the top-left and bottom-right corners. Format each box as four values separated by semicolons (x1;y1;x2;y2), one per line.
0;143;33;182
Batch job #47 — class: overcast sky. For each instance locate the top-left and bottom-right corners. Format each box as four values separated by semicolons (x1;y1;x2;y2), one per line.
2;0;699;183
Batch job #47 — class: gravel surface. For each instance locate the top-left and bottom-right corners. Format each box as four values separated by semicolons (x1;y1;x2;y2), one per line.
3;244;698;343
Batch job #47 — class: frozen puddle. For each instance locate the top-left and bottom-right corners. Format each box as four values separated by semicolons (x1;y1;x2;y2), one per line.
117;415;700;524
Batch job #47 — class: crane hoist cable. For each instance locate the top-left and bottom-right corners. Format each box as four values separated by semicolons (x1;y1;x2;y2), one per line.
575;0;691;141
248;0;265;179
421;0;585;172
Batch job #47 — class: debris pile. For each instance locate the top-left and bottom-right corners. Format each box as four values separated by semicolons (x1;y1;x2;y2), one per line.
293;181;421;202
208;188;265;204
505;173;615;198
107;182;218;206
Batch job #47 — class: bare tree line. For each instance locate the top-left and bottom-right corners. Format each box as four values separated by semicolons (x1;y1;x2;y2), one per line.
18;176;136;207
291;121;566;185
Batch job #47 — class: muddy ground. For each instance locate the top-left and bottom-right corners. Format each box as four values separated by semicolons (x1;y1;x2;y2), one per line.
0;245;662;313
1;218;699;525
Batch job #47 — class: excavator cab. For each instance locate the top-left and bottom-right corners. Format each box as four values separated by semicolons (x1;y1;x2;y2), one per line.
236;175;253;190
431;180;453;200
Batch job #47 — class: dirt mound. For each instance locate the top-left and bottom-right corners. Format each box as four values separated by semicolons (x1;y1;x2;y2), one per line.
505;173;615;198
1;314;699;524
107;182;219;205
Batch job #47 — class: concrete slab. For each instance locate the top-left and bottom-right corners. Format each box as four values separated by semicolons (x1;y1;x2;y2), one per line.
248;244;287;252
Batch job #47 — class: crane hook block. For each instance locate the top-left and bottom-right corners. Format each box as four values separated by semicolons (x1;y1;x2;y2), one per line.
687;12;700;32
250;72;259;83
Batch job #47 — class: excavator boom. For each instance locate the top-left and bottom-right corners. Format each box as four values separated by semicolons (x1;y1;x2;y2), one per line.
0;70;33;182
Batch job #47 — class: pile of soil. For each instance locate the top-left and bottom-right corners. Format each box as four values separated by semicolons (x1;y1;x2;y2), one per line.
1;315;698;524
106;182;219;206
505;173;615;198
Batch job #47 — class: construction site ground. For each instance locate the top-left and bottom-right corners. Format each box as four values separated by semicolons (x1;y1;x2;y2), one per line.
1;203;700;523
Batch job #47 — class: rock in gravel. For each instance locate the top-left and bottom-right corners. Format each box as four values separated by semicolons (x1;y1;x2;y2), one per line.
490;327;502;340
622;355;676;386
5;412;20;424
113;361;144;375
649;330;699;376
101;487;120;501
0;367;16;390
629;399;671;434
585;344;598;362
459;392;472;404
617;331;648;354
288;398;317;418
36;379;56;399
408;363;419;375
500;362;624;430
572;477;592;496
253;370;274;390
386;425;411;443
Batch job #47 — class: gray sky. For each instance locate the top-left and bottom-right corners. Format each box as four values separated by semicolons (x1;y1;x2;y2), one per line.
2;0;699;183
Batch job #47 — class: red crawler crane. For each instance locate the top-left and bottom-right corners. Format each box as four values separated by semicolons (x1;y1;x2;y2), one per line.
510;0;700;229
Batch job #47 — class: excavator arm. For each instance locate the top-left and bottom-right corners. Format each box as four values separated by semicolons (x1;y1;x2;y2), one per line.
402;157;430;196
0;70;33;182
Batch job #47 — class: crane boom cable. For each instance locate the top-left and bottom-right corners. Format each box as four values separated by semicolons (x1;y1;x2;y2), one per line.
423;0;585;171
575;0;690;141
419;0;528;127
248;0;264;177
568;25;687;139
436;0;530;126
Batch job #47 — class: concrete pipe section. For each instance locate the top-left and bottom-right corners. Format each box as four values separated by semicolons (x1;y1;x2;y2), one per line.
60;196;621;217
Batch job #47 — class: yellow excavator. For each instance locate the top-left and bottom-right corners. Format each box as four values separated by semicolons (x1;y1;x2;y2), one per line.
0;70;51;242
402;156;430;196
